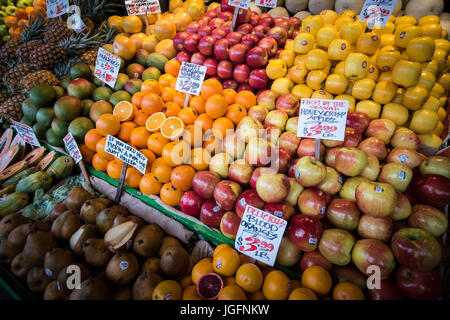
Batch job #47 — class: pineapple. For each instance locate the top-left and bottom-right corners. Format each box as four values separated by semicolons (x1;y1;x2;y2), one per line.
3;63;37;94
16;39;45;63
80;47;99;65
0;88;9;103
21;70;60;93
0;38;22;65
0;94;26;121
43;18;75;45
15;14;48;63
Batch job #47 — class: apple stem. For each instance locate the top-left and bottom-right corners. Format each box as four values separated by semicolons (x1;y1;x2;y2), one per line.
230;7;239;32
315;139;321;160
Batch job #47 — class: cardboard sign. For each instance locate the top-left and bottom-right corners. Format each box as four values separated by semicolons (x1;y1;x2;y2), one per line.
125;0;161;15
175;62;207;96
11;120;41;147
359;0;397;27
46;0;69;18
297;99;349;141
63;133;82;164
94;47;121;88
255;0;276;9
104;135;147;175
235;205;287;267
228;0;250;10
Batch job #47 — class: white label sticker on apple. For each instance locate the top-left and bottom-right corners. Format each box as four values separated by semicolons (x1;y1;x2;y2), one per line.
398;171;406;180
309;238;318;245
399;154;408;163
375;186;384;193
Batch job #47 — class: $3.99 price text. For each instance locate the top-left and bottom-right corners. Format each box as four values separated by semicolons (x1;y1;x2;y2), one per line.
236;236;273;260
304;124;338;137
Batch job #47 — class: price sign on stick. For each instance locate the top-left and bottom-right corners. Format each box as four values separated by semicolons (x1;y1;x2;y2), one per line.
46;0;69;18
255;0;276;9
94;48;121;88
235;205;288;267
359;0;397;27
63;133;82;164
125;0;161;15
175;62;207;107
11;120;41;147
228;0;250;9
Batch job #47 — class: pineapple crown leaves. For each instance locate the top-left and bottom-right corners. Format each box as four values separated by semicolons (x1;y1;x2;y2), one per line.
73;0;124;22
96;20;118;44
57;29;105;57
20;13;48;42
54;56;82;79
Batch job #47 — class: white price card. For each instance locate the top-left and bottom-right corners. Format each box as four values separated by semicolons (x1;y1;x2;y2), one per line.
235;205;288;267
359;0;397;27
67;10;87;34
63;133;82;164
46;0;69;18
228;0;251;10
94;47;121;88
255;0;276;9
297;99;349;141
175;62;207;96
104;135;147;175
11;120;41;147
125;0;161;15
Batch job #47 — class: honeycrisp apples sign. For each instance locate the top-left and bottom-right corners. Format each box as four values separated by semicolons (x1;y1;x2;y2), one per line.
235;205;287;266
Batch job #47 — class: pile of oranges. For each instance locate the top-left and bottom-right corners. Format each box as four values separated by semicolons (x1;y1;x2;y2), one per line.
4;1;46;39
84;58;258;207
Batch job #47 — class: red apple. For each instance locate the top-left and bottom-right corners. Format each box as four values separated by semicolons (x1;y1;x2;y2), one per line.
318;228;355;265
351;239;396;280
250;167;277;189
192;171;221;200
211;27;228;40
256;173;290;203
205;10;217;19
297;138;325;159
216;60;233;80
229;43;249;64
342;127;363;148
200;199;226;228
408;204;448;237
221;0;234;13
190;52;206;65
233;64;251;83
287;214;323;252
176;51;191;63
258;36;278;57
259;13;274;27
252;25;270;38
357;215;393;242
214;180;243;211
299;250;332;273
236;8;251;25
346;111;370;134
226;31;243;45
228;159;254;186
386;147;426;168
185;22;201;33
335;148;368;177
297;188;331;219
235;189;265;219
213;38;232;60
395;267;443;300
180;191;205;217
198;36;217;56
223;79;238;90
268;26;288;47
355;181;397;218
241;33;259;49
220;211;241;240
331;266;368;291
326;198;360;231
246;46;269;69
209;17;225;29
288;17;301;29
249;68;269;89
198;25;214;37
412;174;450;208
237;83;254;92
264;201;295;221
203;57;218;77
219;11;233;21
250;13;260;27
317;167;343;195
368;279;405;300
237;23;253;35
173;32;188;51
184;33;201;52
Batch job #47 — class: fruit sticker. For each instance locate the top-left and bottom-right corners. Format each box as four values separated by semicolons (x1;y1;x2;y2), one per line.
235;205;287;267
94;48;121;88
255;0;276;9
63;133;82;165
297;99;349;141
228;0;251;10
104;135;148;175
46;0;69;18
175;62;207;96
359;0;398;27
125;0;161;15
11;120;41;147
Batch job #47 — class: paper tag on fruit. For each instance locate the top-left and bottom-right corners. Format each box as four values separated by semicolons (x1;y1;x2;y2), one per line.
255;0;276;9
235;205;287;267
63;133;82;164
297;99;349;141
46;0;69;18
104;135;147;175
11;120;41;147
67;5;87;34
359;0;397;27
175;62;207;96
228;0;251;10
94;47;121;88
125;0;161;15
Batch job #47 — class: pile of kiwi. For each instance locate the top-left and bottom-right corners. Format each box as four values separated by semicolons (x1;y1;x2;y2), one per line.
0;186;193;300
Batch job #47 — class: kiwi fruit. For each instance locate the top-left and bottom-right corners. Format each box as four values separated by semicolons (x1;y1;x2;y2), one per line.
0;213;28;239
27;267;52;293
80;199;110;224
10;252;30;278
132;225;164;258
5;223;34;259
95;208;119;234
82;238;112;267
141;257;162;274
132;272;163;300
43;280;67;300
105;252;139;285
69;278;111;300
158;236;181;257
109;205;129;216
64;187;92;211
69;224;97;256
112;286;133;300
44;248;76;280
51;210;82;240
56;263;91;296
159;246;190;278
22;230;58;268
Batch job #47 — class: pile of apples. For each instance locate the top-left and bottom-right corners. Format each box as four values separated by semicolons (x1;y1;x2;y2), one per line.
173;0;301;92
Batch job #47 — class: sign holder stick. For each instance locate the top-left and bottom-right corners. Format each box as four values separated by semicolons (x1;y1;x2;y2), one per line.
184;93;191;108
314;138;321;160
143;15;150;36
114;162;127;204
78;161;93;189
230;7;239;32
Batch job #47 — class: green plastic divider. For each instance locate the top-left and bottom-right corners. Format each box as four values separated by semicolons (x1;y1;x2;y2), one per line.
0;275;21;301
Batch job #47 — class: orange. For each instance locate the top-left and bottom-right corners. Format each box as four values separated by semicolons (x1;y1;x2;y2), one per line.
180;276;194;289
182;123;202;147
147;132;169;156
201;78;223;100
161;87;176;103
218;285;247;300
146;112;166;132
4;16;17;28
248;290;266;300
161;117;184;140
301;265;332;296
239;254;252;266
162;140;190;166
118;121;137;142
141;79;162;95
141;93;165;115
139;173;163;195
132;92;145;107
223;88;237;105
189;147;211;171
152;279;182;300
139;149;156;169
96;137;114;160
288;287;318;300
173;91;187;107
154;19;176;40
235;263;263;293
226;104;247;125
133;110;150;127
212;117;234;138
213;244;232;258
170;77;178;89
165;59;181;77
189;96;206;114
262;270;291;300
85;129;103;152
92;153;109;171
205;94;228;119
191;258;214;284
182;285;202;300
234;90;257;110
122;15;143;33
151;157;173;183
125;167;143;188
159;73;175;87
130;127;151;149
195;113;214;132
223;276;236;286
178;107;198;125
170;164;196;191
107;159;124;179
162;102;181;118
96;114;121;136
332;282;365;300
113;101;135;122
79;144;95;164
160;182;183;206
213;247;240;277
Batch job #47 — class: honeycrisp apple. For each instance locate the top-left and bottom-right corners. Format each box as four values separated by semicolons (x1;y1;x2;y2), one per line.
285;178;304;207
294;156;327;187
286;214;323;252
335;148;368;177
357;215;393;242
228;159;254;186
391;192;412;221
351;239;396;280
408;204;448;237
235;189;265;219
385;147;426;169
299;250;333;273
419;156;450;179
317;167;343;195
360;153;380;181
192;171;221;200
213;180;242;211
256;173;290;203
355;181;397;218
358;137;388;161
220;211;241;240
326;198;361;231
339;177;369;201
297;188;331;219
390;127;421;150
318;229;355;266
378;162;413;192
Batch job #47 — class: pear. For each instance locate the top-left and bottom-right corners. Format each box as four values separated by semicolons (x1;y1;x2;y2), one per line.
158;236;181;257
83;238;112;267
22;231;58;268
27;267;52;293
105;252;139;285
51;210;82;240
132;225;164;258
104;221;138;253
132;272;163;300
44;248;76;280
10;252;30;278
64;186;92;211
56;263;91;296
80;199;110;224
0;213;28;238
141;257;162;274
69;224;97;256
159;246;190;278
43;280;67;300
69;278;111;300
95;208;119;234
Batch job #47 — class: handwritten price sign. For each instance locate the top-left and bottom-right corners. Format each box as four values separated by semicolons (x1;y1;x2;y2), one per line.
46;0;69;18
297;99;349;141
104;135;147;175
228;0;250;10
125;0;161;15
255;0;276;9
63;133;82;164
175;62;207;96
359;0;397;27
94;48;121;88
11;120;40;147
235;205;287;267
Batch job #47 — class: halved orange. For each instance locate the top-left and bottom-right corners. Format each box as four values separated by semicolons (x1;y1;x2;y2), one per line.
146;112;166;132
161;116;184;140
113;101;136;122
